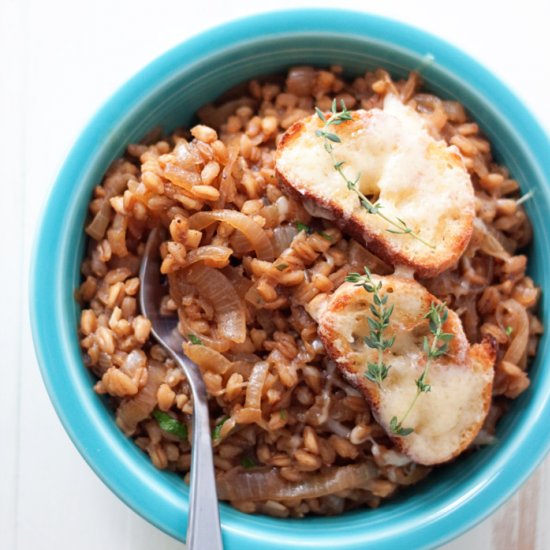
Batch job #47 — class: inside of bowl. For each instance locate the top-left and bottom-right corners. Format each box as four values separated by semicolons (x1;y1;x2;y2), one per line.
47;17;550;550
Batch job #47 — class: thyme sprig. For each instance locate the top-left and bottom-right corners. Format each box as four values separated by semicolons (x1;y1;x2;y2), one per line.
390;302;454;436
314;100;434;249
346;267;395;387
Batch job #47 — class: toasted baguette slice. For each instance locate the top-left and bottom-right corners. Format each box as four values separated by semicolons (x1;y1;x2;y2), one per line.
313;276;495;465
275;96;475;278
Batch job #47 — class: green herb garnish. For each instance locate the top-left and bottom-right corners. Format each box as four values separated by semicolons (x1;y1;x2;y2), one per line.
187;333;203;345
390;302;454;436
296;222;312;234
315;100;434;249
317;230;333;241
279;409;287;420
505;325;513;337
240;456;256;469
275;263;288;271
152;410;188;440
212;415;230;440
346;267;394;387
295;221;333;241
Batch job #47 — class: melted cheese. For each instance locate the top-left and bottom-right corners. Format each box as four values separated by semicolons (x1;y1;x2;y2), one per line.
377;358;490;442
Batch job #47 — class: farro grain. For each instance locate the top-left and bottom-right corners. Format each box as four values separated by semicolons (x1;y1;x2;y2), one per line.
191;125;217;143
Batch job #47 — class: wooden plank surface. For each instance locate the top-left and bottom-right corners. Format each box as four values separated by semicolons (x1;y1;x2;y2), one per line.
1;1;549;548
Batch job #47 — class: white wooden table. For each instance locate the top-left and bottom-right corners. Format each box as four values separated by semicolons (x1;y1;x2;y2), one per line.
1;1;549;548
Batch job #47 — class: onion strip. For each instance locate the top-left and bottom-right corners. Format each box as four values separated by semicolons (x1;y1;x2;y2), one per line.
183;343;232;375
497;299;529;366
216;463;378;502
272;225;298;257
184;264;246;344
189;210;275;261
177;313;231;353
244;361;269;409
115;362;166;435
182;245;232;269
473;218;511;261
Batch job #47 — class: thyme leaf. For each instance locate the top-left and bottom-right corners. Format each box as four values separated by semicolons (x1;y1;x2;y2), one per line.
390;416;414;437
295;221;312;234
295;221;333;241
187;333;203;345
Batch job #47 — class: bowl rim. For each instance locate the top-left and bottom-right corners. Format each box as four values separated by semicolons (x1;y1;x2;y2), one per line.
30;7;550;550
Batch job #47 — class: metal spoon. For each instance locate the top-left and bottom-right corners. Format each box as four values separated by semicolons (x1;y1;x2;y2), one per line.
139;227;223;550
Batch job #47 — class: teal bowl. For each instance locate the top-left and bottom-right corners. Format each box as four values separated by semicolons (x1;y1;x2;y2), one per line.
30;8;550;549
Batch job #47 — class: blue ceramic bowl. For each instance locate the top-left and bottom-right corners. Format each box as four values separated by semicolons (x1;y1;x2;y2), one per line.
30;8;550;549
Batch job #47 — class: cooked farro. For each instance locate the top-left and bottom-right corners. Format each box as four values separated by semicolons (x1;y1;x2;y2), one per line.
78;66;541;517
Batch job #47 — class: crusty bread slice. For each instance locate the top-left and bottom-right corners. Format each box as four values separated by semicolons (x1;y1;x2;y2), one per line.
275;96;475;278
312;276;495;466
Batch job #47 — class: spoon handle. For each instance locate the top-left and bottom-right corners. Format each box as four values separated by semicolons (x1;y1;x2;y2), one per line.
173;352;224;550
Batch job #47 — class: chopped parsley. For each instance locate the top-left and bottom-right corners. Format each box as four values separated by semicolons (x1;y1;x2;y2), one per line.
295;222;312;234
152;410;188;440
317;231;333;241
212;415;230;440
187;333;203;345
240;456;256;469
295;222;333;241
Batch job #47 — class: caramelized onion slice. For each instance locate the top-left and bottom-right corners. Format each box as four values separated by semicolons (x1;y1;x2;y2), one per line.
86;200;112;240
221;266;253;300
244;361;269;409
183;343;232;375
177;312;231;353
229;230;254;256
184;264;246;344
473;218;511;261
217;463;378;502
163;162;200;191
272;225;298;257
189;210;275;261
183;245;232;269
168;273;194;306
115;362;166;435
496;298;529;366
